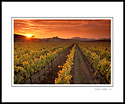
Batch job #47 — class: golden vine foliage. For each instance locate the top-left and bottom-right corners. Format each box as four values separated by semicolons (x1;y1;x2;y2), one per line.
78;42;111;84
55;44;76;84
14;42;72;84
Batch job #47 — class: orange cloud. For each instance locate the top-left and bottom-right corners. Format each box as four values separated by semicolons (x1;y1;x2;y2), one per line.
14;19;111;39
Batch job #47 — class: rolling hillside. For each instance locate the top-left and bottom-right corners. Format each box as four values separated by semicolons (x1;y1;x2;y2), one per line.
14;34;111;42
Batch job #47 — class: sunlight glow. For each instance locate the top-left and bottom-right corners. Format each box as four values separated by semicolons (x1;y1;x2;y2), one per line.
26;34;32;38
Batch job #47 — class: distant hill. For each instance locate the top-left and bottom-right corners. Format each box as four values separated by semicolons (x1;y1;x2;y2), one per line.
14;34;27;42
14;34;111;42
71;37;111;42
71;37;96;41
14;34;42;42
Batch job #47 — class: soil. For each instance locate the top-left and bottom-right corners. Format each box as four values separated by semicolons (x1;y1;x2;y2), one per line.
72;45;95;84
40;47;72;84
72;44;106;84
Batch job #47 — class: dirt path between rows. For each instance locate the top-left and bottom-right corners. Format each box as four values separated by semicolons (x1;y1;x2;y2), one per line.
73;44;99;84
41;46;72;84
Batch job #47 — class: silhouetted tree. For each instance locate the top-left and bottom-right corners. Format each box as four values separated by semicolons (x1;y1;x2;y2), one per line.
31;35;35;42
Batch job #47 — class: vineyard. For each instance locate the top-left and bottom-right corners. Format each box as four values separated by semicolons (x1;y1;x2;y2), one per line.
14;42;111;84
78;42;111;84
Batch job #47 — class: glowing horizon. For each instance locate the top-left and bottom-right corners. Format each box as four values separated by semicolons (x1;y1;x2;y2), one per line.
14;19;111;39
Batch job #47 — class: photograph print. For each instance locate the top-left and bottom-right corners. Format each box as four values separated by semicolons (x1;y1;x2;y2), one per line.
13;18;112;85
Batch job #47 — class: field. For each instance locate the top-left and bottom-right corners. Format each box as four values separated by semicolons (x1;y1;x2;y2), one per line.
14;42;111;84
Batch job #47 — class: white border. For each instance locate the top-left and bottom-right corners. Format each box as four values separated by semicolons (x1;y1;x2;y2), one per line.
12;17;113;87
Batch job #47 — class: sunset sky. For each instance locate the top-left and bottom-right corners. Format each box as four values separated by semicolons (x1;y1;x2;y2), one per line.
14;19;111;39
